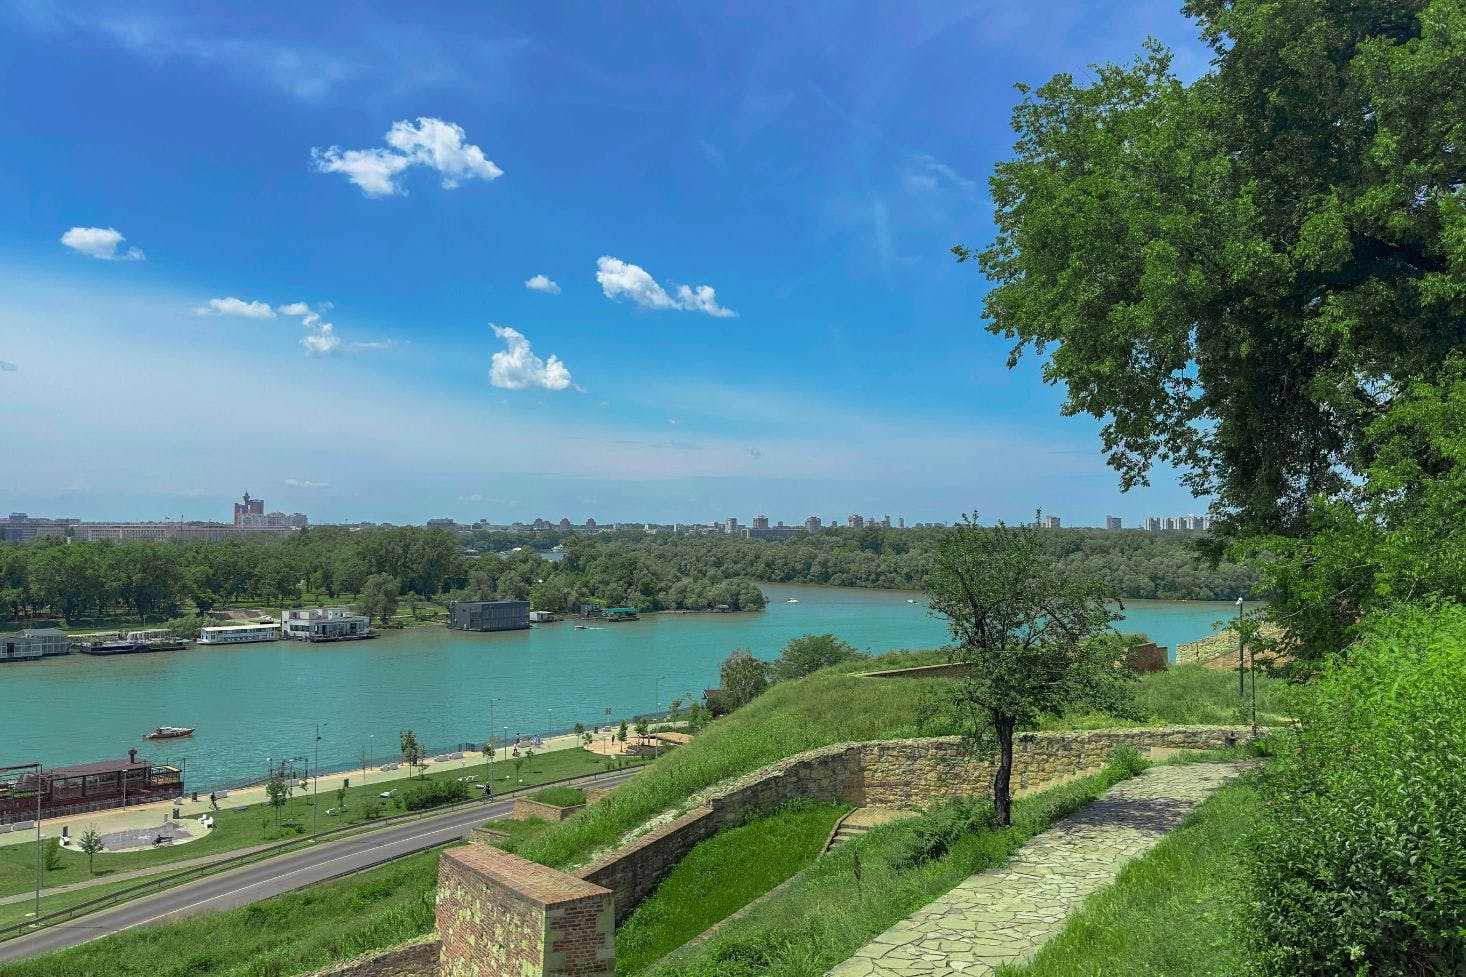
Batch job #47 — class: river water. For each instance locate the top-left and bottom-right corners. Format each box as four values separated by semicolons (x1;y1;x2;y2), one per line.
3;585;1246;787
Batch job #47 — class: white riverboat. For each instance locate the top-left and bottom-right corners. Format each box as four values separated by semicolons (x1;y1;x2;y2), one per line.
198;623;280;645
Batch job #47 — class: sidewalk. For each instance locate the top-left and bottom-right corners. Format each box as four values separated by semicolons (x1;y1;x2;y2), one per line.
0;728;602;849
827;762;1247;977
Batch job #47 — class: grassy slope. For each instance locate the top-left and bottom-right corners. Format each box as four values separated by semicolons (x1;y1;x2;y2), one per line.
514;652;961;870
0;746;634;899
0;849;441;977
516;657;1282;871
650;760;1152;977
997;778;1256;977
617;803;848;975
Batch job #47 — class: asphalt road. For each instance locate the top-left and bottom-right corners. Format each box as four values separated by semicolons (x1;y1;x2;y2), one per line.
0;773;635;965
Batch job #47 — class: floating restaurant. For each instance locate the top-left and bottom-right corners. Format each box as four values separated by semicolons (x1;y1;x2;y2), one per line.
0;750;184;823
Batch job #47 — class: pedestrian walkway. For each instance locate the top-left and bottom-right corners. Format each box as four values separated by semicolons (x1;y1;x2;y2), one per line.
827;761;1246;977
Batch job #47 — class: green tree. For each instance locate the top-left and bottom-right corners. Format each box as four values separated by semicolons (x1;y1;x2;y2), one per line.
962;3;1466;546
356;573;400;626
265;778;288;827
334;785;347;814
399;729;426;779
617;721;628;743
927;515;1128;825
718;648;769;710
772;633;864;681
78;826;105;875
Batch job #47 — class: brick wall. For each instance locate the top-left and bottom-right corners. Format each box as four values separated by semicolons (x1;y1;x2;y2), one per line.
437;845;613;977
300;935;440;977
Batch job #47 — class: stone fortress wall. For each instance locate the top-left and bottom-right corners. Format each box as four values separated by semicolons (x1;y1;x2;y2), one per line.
314;725;1257;977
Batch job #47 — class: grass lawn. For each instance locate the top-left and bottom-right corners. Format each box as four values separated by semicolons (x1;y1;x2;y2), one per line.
617;802;848;974
1045;664;1290;730
0;745;638;900
0;866;188;931
996;778;1257;977
532;786;587;807
0;849;443;977
648;757;1153;977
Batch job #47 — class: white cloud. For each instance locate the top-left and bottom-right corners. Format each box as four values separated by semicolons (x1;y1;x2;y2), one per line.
277;302;312;316
0;361;16;372
60;226;145;261
489;325;573;391
284;478;330;489
193;297;275;318
312;117;502;197
595;257;736;317
525;274;561;295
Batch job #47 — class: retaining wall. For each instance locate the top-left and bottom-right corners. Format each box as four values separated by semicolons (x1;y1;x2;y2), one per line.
513;798;586;823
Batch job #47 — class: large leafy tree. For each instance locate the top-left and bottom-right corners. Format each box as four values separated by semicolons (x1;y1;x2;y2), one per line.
962;1;1466;543
928;515;1128;825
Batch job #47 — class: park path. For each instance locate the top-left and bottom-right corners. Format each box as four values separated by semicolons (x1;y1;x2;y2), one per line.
827;761;1246;977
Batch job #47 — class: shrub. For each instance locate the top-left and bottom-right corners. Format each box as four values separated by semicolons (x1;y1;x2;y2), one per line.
885;797;996;870
1105;744;1150;780
1246;602;1466;975
531;787;586;808
402;778;470;812
42;837;62;871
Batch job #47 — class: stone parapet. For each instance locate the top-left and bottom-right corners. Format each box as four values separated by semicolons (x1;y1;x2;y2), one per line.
438;845;613;977
576;805;718;923
300;935;440;977
513;798;586;822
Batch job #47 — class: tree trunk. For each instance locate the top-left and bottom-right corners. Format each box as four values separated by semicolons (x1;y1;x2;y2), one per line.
993;713;1015;826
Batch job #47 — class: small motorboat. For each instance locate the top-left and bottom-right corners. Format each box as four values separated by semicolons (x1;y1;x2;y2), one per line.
144;726;195;740
574;624;588;630
785;598;799;604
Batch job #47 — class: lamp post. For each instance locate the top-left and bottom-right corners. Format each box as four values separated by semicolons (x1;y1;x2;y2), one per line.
2;763;44;924
367;734;373;789
487;698;500;799
313;723;327;837
1235;597;1245;698
547;708;554;740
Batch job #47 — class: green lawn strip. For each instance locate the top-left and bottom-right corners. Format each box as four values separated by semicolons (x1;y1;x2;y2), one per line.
646;760;1149;977
996;778;1257;977
1040;664;1289;730
1;848;443;977
617;802;848;975
0;746;637;900
0;866;192;931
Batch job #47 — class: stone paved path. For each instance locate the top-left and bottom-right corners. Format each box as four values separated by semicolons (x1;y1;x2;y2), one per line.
827;762;1246;977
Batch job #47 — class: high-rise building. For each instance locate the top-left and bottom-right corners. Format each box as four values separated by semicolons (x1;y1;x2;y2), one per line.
1105;515;1122;530
724;517;739;534
881;515;891;529
847;514;864;529
804;515;822;533
1044;515;1061;529
233;491;264;526
558;517;571;531
897;517;905;529
585;517;597;532
752;515;769;531
1145;516;1163;531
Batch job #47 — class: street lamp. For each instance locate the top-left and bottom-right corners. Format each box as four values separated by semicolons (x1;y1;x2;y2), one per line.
487;698;501;799
313;723;327;837
1235;598;1245;698
548;708;554;739
367;734;374;788
2;763;43;924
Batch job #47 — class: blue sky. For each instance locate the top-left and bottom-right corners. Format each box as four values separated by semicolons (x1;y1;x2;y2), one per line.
0;1;1214;526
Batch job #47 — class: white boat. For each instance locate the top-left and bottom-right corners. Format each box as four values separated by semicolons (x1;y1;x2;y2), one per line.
198;624;280;645
785;598;799;604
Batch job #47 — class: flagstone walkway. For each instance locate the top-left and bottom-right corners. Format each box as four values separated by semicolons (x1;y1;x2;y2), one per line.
827;761;1246;977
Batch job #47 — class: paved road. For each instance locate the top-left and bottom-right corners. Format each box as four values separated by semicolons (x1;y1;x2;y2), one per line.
0;773;634;965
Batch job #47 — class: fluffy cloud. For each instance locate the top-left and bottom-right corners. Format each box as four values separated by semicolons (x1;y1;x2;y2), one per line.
193;297;276;318
489;325;572;391
595;257;735;317
60;226;144;261
280;304;340;355
312;117;503;197
525;274;561;295
284;478;329;489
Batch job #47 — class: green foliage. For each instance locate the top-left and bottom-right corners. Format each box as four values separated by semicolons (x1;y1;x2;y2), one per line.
964;4;1466;543
771;633;865;681
356;573;400;625
1246;602;1466;975
401;778;470;812
1249;357;1466;661
41;837;62;872
884;797;995;871
530;786;586;808
617;802;847;974
718;648;769;710
929;515;1131;823
1103;745;1150;780
77;828;105;876
398;729;425;778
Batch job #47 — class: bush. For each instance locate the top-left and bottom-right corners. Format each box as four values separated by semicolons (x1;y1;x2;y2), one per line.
1105;745;1149;780
531;787;586;808
885;797;996;870
42;837;62;871
402;778;471;812
1246;602;1466;975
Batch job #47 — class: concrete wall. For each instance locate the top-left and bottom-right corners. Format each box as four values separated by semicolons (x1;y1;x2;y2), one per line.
438;846;614;977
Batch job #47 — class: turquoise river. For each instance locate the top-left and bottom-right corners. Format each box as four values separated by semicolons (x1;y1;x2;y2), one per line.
3;585;1249;788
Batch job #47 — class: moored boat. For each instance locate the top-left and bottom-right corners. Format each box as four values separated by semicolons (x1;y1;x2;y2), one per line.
144;726;195;740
